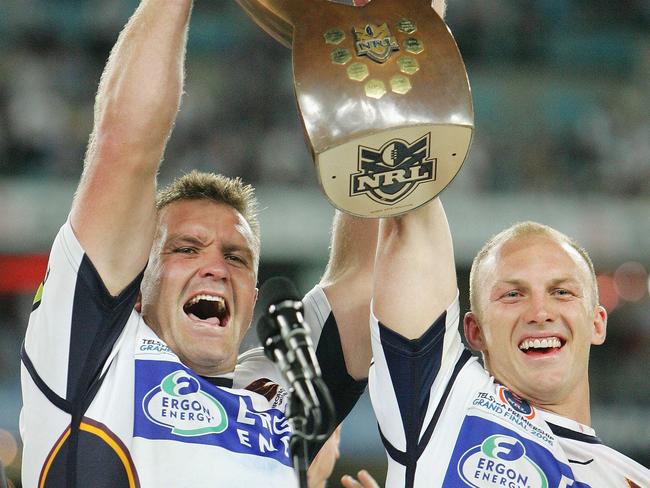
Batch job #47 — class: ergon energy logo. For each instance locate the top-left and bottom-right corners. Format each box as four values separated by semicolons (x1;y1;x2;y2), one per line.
458;435;548;488
143;370;228;436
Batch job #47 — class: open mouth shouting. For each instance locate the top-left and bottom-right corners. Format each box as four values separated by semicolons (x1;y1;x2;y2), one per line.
518;336;565;356
183;294;229;327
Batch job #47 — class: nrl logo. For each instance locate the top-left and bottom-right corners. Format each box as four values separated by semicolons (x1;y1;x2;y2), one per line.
350;134;436;205
353;23;399;63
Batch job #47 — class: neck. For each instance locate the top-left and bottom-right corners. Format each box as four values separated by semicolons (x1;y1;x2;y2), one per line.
528;383;592;426
192;363;235;377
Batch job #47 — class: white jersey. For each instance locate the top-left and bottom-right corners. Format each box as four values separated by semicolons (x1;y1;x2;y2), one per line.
20;220;366;488
369;295;650;488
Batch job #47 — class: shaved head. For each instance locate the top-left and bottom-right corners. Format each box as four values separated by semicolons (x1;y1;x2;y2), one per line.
470;222;599;319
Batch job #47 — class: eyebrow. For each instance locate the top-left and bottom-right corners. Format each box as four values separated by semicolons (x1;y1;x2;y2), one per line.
223;242;253;255
165;234;208;247
548;277;582;287
166;234;254;258
493;277;582;288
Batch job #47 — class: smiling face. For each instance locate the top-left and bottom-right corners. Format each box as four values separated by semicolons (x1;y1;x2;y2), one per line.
139;199;258;376
464;233;607;420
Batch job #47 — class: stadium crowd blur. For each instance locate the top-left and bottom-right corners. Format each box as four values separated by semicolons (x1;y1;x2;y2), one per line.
0;0;649;485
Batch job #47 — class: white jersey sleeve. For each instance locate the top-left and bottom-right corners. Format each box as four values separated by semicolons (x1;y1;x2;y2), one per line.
20;219;145;488
21;218;143;417
303;285;368;427
368;293;476;486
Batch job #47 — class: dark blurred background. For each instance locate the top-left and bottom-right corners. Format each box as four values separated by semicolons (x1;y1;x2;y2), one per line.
0;0;649;485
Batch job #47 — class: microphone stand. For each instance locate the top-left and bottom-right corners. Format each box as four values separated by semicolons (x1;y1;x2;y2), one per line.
256;279;337;488
288;391;309;488
287;377;332;488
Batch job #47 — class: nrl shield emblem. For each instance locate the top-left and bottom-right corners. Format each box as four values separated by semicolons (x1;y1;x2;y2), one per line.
350;134;436;205
353;23;400;63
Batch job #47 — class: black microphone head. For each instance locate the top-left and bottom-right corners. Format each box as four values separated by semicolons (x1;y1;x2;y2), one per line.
256;277;301;360
256;314;279;345
256;315;281;361
257;276;301;313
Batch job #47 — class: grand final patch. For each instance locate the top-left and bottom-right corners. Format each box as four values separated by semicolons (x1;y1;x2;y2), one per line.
350;133;436;205
498;386;536;420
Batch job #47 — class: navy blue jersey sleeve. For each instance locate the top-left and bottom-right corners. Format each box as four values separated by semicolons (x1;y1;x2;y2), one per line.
375;312;447;445
22;220;143;411
369;295;471;486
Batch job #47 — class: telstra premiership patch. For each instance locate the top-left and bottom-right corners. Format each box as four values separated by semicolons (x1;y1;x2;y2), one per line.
134;359;292;466
442;416;592;488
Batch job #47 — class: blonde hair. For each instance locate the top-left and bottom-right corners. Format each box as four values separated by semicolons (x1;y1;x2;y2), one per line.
469;221;598;317
156;170;261;268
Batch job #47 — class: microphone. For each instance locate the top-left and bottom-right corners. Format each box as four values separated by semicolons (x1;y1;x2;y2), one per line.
256;277;336;486
256;277;332;438
257;277;321;371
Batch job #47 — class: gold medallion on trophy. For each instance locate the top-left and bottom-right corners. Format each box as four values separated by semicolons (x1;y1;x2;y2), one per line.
237;0;474;217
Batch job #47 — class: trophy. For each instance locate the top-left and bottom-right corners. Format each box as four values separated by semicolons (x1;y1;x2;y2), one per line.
237;0;474;217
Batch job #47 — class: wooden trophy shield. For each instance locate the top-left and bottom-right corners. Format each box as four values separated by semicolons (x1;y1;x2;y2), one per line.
237;0;474;217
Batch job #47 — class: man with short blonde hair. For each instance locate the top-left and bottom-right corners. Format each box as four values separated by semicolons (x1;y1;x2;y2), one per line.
368;200;650;486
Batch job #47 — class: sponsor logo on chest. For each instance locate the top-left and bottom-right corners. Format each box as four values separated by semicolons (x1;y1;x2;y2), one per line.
143;370;228;436
443;417;585;488
458;435;547;488
134;360;292;466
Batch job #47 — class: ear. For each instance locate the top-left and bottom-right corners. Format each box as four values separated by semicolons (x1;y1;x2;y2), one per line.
135;292;143;313
591;305;607;346
464;311;486;352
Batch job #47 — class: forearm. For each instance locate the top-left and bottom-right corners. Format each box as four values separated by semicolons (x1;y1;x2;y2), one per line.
321;211;378;287
71;0;194;295
89;0;193;170
373;198;457;339
320;211;379;380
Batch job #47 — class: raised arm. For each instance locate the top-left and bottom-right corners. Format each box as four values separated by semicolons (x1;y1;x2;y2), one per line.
70;0;193;296
373;198;457;339
319;211;378;380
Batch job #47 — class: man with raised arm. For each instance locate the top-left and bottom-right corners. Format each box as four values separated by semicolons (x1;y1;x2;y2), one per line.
368;196;650;486
19;2;372;486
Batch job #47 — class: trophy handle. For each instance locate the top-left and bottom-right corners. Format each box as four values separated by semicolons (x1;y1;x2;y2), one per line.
234;0;373;48
235;0;294;48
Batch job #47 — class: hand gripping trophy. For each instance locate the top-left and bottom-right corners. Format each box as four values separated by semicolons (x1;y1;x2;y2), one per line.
238;0;474;217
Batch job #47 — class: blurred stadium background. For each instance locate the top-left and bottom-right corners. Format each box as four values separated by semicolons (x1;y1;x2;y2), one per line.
0;0;649;485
